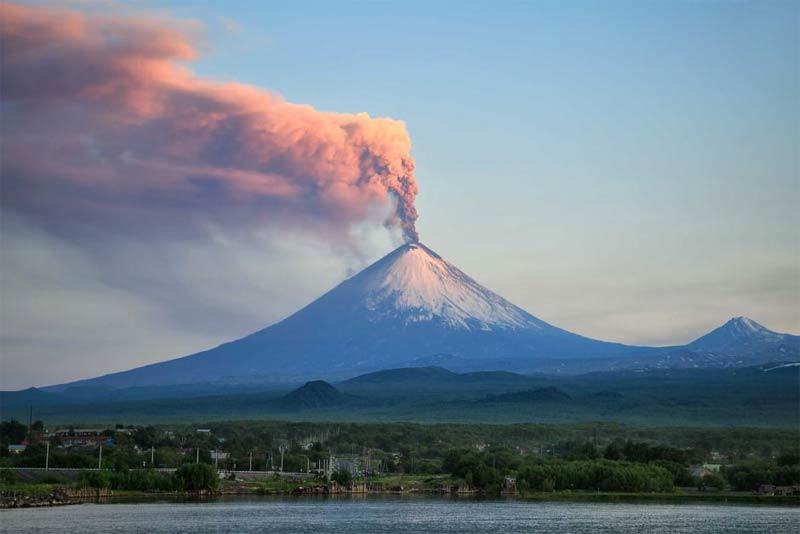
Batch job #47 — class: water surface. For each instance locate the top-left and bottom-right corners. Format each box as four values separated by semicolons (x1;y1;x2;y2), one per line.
2;496;798;533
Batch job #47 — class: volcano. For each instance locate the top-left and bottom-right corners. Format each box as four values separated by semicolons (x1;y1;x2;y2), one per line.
49;243;799;391
686;316;800;358
57;242;652;389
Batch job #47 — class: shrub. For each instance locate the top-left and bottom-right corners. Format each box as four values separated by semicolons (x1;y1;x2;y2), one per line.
0;469;18;485
173;463;219;491
331;468;352;486
78;470;112;488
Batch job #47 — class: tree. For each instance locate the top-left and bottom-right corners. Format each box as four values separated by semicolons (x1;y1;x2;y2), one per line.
698;473;725;491
331;468;352;486
133;426;159;448
0;420;27;447
603;442;622;461
777;450;800;467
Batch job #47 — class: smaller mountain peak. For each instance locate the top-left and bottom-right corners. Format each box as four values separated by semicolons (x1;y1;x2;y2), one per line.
724;316;768;333
296;380;338;392
280;380;349;410
689;316;786;351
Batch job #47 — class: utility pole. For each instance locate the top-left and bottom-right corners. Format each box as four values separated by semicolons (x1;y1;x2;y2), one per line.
280;448;284;472
196;447;199;464
151;446;155;467
98;444;103;470
45;441;50;471
214;449;218;470
249;451;253;472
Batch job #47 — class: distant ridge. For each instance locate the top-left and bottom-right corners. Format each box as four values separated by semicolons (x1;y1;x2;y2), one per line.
343;366;458;384
480;387;572;404
2;363;796;428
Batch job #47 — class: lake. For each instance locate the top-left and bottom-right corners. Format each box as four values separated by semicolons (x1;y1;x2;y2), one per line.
1;496;798;533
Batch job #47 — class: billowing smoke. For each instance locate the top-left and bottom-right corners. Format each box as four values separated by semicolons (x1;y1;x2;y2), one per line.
0;2;420;242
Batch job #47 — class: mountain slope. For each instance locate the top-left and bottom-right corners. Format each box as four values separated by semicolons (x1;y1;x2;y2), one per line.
52;242;649;389
686;317;800;359
342;366;459;385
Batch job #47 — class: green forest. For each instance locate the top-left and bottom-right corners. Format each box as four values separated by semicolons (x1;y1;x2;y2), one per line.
2;419;798;495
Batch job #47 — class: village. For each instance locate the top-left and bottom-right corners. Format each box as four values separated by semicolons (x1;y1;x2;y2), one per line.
2;419;798;507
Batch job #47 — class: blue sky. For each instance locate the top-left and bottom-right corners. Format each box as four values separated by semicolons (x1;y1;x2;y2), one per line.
2;0;797;388
177;0;799;335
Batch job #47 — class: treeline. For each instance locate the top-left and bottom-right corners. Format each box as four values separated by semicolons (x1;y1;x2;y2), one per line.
442;446;674;492
519;461;673;492
197;420;800;463
439;444;800;492
724;454;800;491
5;419;800;466
78;464;218;492
3;419;799;494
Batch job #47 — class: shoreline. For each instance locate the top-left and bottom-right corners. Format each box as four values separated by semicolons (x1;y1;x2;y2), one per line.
4;485;798;509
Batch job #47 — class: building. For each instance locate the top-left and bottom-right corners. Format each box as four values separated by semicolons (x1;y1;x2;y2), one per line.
759;484;800;496
54;429;111;448
330;455;376;476
758;484;776;495
709;451;727;462
7;444;26;454
775;486;800;496
691;463;722;478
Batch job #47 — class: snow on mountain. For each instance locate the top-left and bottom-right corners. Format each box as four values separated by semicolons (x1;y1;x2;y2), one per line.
716;316;782;340
353;243;543;330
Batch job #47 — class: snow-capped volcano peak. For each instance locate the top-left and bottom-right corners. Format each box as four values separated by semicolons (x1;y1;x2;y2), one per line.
724;316;775;338
348;242;545;331
687;315;794;353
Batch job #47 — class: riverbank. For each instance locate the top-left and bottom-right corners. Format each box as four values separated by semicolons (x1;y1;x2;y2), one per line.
0;485;112;508
3;478;798;509
518;490;800;505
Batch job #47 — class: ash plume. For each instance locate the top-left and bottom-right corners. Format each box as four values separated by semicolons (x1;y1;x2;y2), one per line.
0;2;420;243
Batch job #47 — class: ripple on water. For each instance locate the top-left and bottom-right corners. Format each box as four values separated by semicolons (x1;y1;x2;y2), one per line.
1;497;798;534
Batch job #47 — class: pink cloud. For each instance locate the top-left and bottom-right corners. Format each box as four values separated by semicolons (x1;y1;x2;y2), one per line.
0;2;419;242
